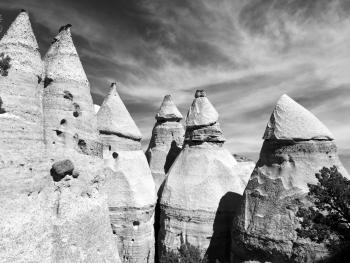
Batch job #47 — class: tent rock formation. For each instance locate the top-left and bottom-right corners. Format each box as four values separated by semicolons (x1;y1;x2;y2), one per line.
232;94;349;263
98;83;156;263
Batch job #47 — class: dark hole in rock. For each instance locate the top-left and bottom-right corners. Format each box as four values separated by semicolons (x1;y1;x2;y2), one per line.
109;145;111;151
112;230;117;234
0;96;6;114
131;239;134;242
37;75;42;84
78;139;87;151
112;152;118;159
52;141;55;144
44;77;53;88
55;130;63;136
63;90;73;101
73;103;81;117
133;221;140;226
60;119;67;125
73;133;79;141
0;52;11;77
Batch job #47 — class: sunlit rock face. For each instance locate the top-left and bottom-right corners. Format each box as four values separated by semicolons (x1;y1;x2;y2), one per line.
0;13;120;262
232;95;349;263
146;95;184;192
158;90;245;263
98;83;156;263
43;25;100;155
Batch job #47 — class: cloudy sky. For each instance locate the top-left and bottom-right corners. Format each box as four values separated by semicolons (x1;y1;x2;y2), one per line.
1;0;350;156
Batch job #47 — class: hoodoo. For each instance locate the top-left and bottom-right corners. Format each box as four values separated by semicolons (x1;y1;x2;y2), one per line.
232;94;349;262
98;83;156;263
158;90;245;263
146;95;184;191
41;25;120;262
0;11;48;261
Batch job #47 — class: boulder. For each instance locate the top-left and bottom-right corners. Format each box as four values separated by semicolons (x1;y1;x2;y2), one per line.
98;83;156;263
231;95;349;263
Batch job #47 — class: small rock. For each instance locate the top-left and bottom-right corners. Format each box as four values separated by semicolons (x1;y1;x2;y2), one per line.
51;159;74;182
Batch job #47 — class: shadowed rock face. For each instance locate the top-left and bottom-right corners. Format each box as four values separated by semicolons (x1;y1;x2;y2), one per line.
232;95;349;263
98;83;156;263
0;14;120;262
158;90;245;263
146;95;184;191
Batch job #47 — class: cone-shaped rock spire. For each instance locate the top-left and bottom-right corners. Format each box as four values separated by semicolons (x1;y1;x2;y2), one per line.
98;82;156;262
186;90;219;127
156;95;183;121
0;10;42;75
263;94;334;140
158;90;245;263
232;94;349;262
97;82;142;140
43;25;99;154
146;95;184;191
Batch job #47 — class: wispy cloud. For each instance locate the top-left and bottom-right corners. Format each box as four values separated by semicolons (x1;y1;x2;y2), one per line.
1;0;349;154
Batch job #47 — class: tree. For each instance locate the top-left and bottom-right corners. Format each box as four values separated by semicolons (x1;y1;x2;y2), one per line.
296;166;350;260
160;241;208;263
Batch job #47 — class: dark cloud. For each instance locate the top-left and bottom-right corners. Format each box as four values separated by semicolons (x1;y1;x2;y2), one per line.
1;0;350;153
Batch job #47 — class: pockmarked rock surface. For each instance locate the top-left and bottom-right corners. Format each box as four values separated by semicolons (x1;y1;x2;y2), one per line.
231;94;349;263
146;95;184;191
158;90;245;263
0;13;120;262
98;83;156;263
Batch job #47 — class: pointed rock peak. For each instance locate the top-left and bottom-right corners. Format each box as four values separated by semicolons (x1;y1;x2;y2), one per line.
59;24;72;33
263;94;334;140
97;82;142;140
0;10;39;50
186;90;219;127
44;25;88;83
156;95;183;121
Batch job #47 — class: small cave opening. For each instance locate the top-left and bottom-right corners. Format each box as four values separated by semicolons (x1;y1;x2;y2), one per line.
73;103;81;117
55;130;63;136
37;75;42;84
112;152;118;159
78;139;87;151
133;221;140;226
60;119;67;126
63;90;73;101
0;96;6;114
44;77;53;88
109;145;111;151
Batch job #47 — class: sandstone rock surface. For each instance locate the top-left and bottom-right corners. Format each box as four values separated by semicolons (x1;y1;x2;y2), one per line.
98;83;156;263
146;95;184;191
232;95;349;263
158;90;245;263
0;14;120;262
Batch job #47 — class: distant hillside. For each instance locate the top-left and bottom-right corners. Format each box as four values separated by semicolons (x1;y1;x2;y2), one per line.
340;153;350;173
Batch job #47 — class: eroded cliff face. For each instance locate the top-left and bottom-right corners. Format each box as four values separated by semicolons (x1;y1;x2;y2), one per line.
231;95;349;263
0;12;120;262
146;95;184;192
98;83;156;263
158;90;245;263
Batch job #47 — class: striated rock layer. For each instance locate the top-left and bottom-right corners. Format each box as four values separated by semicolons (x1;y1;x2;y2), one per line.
146;95;184;191
232;95;349;263
98;83;156;263
158;90;245;263
0;14;120;262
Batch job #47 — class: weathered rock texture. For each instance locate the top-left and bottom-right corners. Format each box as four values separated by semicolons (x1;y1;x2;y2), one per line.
158;90;245;263
43;25;100;155
232;94;349;263
98;83;156;263
146;95;184;191
0;13;120;262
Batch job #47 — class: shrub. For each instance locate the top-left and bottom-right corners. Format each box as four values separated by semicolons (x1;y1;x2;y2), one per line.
0;52;11;76
160;241;208;263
